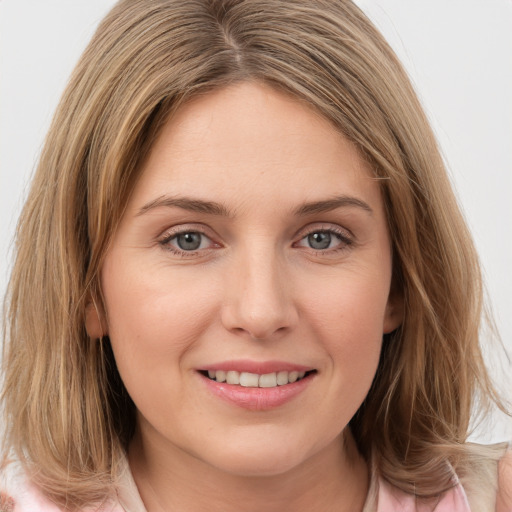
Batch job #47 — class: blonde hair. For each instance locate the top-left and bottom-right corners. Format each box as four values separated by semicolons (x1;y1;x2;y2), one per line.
2;0;506;507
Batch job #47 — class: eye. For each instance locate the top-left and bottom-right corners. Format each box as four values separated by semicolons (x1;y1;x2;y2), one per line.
159;229;217;255
295;227;352;252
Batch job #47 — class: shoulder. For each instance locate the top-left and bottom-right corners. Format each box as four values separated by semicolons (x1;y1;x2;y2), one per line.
457;442;512;512
0;460;127;512
496;447;512;512
0;460;62;512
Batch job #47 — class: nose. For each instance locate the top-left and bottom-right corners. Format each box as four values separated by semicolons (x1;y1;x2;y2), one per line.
221;246;298;340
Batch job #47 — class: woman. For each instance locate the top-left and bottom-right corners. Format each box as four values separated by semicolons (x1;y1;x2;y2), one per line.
1;0;510;510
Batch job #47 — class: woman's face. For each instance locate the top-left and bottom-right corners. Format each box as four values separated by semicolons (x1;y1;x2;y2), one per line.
95;82;401;477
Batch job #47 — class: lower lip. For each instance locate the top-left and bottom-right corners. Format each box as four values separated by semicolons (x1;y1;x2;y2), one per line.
200;373;314;411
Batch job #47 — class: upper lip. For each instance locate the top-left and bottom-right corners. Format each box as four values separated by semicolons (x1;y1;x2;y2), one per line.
199;360;313;374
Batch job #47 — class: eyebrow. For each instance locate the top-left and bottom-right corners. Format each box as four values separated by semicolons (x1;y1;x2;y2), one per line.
137;195;233;217
294;196;373;216
137;194;373;217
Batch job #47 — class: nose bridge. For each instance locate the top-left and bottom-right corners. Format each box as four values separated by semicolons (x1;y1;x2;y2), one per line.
222;238;297;339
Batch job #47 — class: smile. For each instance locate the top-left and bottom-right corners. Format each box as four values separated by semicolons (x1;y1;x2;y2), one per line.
198;362;317;410
204;369;312;387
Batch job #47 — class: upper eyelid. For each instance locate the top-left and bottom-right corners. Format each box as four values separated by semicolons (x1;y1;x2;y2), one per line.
159;223;215;239
158;222;352;237
294;222;353;240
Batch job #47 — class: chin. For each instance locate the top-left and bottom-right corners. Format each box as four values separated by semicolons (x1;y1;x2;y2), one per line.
198;435;322;478
212;453;304;478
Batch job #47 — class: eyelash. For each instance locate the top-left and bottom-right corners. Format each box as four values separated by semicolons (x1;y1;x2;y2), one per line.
293;225;353;254
158;224;353;258
158;225;218;257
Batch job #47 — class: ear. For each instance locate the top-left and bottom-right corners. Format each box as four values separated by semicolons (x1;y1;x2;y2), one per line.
383;288;404;334
85;301;108;339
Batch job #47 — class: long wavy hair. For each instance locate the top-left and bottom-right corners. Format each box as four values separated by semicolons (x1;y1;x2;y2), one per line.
2;0;506;508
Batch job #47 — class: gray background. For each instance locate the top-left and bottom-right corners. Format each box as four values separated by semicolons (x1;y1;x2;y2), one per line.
1;0;511;442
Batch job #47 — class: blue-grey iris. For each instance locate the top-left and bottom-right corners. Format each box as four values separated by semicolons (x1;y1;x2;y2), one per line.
177;232;202;250
308;232;331;250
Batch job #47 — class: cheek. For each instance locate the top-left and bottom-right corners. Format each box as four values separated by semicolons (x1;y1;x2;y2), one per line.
300;267;389;379
302;262;391;331
102;266;222;422
101;260;221;395
103;260;217;343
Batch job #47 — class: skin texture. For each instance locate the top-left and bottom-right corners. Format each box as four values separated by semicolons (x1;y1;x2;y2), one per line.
497;450;512;512
89;82;403;511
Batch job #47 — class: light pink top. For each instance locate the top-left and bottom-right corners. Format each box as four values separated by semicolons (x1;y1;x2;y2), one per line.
374;475;471;512
0;456;489;512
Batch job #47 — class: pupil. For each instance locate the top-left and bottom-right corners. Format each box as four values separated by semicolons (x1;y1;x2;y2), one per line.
308;232;331;250
177;232;202;251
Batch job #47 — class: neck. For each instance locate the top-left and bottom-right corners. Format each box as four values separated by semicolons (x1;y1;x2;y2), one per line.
128;428;369;512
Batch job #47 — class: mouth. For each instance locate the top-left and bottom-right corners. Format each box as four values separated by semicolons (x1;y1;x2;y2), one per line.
199;369;316;388
197;361;317;410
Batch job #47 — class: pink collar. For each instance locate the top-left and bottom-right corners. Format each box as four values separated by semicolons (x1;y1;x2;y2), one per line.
116;454;473;512
376;475;471;512
1;460;473;512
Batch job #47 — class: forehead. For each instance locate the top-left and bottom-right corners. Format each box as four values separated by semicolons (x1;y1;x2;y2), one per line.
127;82;381;216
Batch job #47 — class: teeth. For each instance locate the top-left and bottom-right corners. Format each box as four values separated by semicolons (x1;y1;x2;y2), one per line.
288;371;299;383
239;372;259;387
259;372;277;388
276;371;289;385
226;371;240;385
207;370;310;387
